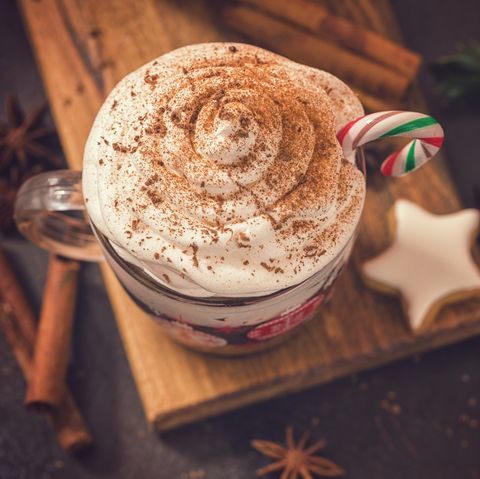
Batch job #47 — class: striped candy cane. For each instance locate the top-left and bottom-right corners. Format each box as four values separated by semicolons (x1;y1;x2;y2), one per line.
337;111;444;177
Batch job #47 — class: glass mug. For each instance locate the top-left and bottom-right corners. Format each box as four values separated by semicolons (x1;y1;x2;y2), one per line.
14;150;366;356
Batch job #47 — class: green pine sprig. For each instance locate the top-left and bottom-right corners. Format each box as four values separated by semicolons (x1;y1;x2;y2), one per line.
430;41;480;104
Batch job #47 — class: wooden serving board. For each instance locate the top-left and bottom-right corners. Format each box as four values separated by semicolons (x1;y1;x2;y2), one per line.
19;0;480;431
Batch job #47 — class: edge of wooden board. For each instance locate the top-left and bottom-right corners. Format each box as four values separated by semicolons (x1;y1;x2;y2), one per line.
152;322;480;431
17;0;480;433
101;260;480;432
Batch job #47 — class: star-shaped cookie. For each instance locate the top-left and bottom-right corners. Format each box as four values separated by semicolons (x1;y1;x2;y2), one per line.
362;200;480;332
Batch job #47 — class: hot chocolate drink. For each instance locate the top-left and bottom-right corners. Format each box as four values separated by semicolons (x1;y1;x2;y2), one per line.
83;43;365;299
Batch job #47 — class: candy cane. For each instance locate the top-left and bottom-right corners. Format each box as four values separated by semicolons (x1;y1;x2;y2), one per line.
337;111;444;177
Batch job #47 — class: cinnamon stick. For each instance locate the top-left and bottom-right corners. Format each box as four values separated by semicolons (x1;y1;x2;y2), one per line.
26;254;80;411
222;5;411;100
0;248;92;452
239;0;421;78
353;88;403;113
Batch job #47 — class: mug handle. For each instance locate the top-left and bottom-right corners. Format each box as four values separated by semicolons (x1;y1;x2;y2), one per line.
14;170;103;262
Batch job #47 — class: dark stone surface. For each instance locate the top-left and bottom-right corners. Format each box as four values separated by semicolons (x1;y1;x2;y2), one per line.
0;0;479;477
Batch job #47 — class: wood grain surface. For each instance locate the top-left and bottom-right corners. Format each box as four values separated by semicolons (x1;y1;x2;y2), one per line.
18;0;480;431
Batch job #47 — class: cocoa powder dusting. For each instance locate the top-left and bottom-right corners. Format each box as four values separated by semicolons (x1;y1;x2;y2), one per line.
144;71;159;87
89;43;365;293
112;142;137;154
191;243;199;268
260;262;275;272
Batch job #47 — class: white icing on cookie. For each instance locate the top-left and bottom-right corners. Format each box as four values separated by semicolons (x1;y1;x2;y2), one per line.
363;199;480;332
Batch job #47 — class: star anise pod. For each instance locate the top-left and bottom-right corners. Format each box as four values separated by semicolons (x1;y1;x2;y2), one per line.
251;427;345;478
0;94;62;233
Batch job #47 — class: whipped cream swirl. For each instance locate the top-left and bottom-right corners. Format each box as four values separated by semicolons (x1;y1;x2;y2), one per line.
83;43;365;296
